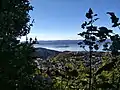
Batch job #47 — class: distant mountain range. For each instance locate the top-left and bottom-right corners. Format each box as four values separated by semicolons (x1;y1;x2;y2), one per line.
38;39;111;45
32;39;112;59
32;47;61;60
38;40;81;45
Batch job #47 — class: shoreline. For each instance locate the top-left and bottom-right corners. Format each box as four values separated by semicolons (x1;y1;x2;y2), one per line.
32;47;111;60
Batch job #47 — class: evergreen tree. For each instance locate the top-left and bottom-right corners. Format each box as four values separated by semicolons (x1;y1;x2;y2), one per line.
0;0;39;89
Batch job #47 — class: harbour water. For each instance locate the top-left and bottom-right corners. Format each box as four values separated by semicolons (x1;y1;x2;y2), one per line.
34;40;106;52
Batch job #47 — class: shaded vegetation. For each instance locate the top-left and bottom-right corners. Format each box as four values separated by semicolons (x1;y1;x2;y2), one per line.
38;8;120;90
0;0;51;90
1;0;120;89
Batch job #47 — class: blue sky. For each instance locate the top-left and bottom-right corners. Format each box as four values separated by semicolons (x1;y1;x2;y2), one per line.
22;0;120;41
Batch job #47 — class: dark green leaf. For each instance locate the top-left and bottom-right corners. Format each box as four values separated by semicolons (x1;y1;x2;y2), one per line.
94;44;99;50
89;8;93;14
86;13;92;19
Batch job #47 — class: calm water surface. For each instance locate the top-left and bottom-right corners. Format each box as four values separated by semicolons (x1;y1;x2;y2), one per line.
33;40;105;51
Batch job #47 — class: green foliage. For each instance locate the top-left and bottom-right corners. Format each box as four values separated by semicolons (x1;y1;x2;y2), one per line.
0;0;45;90
78;8;120;90
2;1;120;89
37;8;120;90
